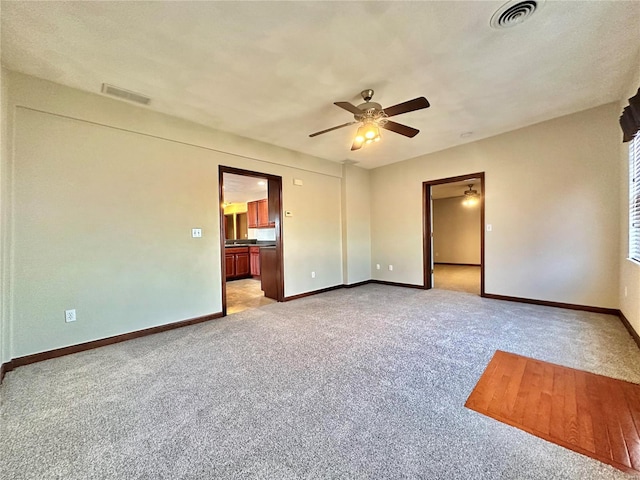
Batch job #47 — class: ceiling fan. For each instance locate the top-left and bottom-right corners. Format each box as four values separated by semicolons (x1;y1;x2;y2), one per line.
309;89;430;151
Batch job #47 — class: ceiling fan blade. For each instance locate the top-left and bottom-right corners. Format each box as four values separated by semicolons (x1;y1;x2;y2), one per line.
381;120;420;138
309;121;358;137
350;140;363;151
383;97;430;117
334;101;363;115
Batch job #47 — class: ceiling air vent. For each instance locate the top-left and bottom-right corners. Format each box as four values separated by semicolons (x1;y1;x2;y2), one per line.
101;83;151;105
490;0;544;29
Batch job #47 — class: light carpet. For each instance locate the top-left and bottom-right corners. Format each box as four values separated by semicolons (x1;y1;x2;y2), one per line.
1;285;639;479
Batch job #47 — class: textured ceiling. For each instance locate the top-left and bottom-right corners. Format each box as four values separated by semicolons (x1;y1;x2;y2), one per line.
2;1;639;169
432;179;481;200
223;173;268;204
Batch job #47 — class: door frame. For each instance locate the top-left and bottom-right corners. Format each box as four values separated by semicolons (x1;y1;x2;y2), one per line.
218;166;284;316
422;172;485;295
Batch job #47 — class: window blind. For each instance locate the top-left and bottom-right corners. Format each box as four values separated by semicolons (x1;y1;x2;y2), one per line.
631;134;640;262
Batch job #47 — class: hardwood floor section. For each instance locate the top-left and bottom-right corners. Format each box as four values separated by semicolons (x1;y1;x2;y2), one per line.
466;350;640;474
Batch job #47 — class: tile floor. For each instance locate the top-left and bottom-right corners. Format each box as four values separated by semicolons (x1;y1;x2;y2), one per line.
226;278;275;314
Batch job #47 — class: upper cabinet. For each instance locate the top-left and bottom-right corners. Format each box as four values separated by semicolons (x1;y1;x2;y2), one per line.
247;199;274;229
247;201;259;228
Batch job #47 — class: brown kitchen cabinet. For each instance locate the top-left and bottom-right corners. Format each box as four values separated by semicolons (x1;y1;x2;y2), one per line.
249;246;261;277
247;198;275;229
260;247;279;300
247;201;259;228
225;247;250;280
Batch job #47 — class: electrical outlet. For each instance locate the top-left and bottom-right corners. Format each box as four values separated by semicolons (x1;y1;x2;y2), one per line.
388;265;393;271
192;228;202;238
65;309;76;323
311;271;316;278
376;264;380;270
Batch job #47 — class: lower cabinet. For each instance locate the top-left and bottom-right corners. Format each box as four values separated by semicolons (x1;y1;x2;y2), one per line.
225;247;250;280
249;246;261;277
260;247;278;300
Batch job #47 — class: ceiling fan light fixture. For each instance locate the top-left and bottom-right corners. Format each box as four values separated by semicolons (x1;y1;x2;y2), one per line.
462;183;480;207
309;89;430;150
364;123;378;140
355;123;381;147
354;126;366;145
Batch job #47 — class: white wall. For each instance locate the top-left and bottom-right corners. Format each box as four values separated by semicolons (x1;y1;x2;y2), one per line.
5;71;344;359
619;62;640;336
341;164;372;285
371;103;621;308
433;197;481;264
248;228;276;241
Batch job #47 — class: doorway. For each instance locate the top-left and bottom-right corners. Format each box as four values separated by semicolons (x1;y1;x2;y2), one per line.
219;166;284;316
423;173;485;295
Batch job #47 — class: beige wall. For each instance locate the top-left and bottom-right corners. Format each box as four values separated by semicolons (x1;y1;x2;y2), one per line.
6;71;345;358
1;66;10;365
433;197;481;265
371;103;621;308
341;164;372;285
619;62;640;337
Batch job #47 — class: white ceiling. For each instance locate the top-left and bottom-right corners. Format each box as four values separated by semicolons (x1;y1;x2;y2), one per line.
2;1;639;169
223;173;268;204
432;179;481;200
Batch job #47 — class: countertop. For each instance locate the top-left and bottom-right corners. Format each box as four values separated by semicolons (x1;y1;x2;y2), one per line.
224;243;275;248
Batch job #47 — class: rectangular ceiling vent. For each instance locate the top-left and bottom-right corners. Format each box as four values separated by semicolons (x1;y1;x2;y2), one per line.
101;83;151;105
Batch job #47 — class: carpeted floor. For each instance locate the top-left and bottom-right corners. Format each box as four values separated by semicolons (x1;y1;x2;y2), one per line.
1;285;639;479
434;264;480;295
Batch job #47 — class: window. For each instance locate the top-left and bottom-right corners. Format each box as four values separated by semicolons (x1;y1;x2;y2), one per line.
630;134;640;262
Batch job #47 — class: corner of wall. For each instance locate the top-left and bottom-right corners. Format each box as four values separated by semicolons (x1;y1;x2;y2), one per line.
619;58;640;338
341;163;372;285
1;65;13;367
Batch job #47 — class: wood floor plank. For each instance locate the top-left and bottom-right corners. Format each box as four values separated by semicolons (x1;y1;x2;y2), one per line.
598;376;631;468
611;381;640;470
500;356;528;418
522;359;544;431
535;364;555;437
509;360;536;426
563;369;579;447
549;366;566;441
621;383;640;470
574;370;596;454
465;350;640;474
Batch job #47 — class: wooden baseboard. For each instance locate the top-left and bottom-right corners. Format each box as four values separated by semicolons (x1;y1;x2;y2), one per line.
370;280;425;290
434;262;481;267
482;293;619;316
0;312;223;383
283;285;344;301
618;310;640;350
343;280;373;288
0;361;12;383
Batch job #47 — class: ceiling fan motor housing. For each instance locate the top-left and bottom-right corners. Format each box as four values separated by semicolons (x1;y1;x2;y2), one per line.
354;102;387;124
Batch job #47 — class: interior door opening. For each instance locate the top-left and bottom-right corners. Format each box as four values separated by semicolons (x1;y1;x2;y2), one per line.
219;166;284;316
423;173;485;295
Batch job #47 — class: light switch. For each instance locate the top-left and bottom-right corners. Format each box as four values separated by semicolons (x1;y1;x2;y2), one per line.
293;178;303;186
486;224;492;232
285;211;293;217
192;228;202;238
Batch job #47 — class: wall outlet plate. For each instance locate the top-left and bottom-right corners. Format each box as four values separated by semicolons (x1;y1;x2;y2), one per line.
192;228;202;238
65;309;76;323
